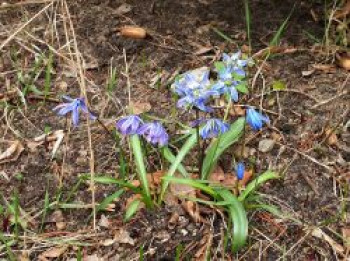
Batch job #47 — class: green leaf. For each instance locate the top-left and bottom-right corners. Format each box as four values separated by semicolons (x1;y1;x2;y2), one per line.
217;189;248;252
272;80;286;91
161;146;188;177
81;175;140;193
269;4;295;46
96;189;124;214
201;117;245;180
159;130;198;202
130;135;152;208
161;177;217;198
124;198;141;222
238;171;279;201
235;83;249;94
214;61;225;72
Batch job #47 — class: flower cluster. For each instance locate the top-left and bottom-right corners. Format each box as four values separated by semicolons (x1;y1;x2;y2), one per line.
170;52;268;136
116;115;169;147
172;68;215;112
171;52;249;114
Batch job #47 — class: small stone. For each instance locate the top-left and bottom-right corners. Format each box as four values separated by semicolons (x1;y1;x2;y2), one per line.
180;229;188;236
258;139;276;153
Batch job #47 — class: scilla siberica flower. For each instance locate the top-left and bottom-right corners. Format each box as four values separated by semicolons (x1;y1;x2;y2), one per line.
53;95;96;127
235;162;245;180
137;121;169;146
246;107;270;131
199;119;229;139
116;115;143;135
222;51;249;76
216;66;240;102
172;68;216;112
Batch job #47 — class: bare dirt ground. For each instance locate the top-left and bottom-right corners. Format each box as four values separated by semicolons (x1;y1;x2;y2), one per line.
0;0;349;260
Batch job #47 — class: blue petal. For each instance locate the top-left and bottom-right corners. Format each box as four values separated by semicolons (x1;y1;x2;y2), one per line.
72;107;79;126
235;162;245;180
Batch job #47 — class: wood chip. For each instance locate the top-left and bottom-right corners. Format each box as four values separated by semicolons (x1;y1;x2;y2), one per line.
0;140;24;164
120;26;147;39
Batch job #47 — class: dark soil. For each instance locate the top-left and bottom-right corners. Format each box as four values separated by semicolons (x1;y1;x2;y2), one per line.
0;0;349;260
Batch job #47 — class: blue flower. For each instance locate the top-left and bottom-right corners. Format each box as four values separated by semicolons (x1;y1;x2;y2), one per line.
172;68;215;112
246;107;270;131
116;115;143;135
222;52;249;77
177;94;213;112
229;85;239;102
53;95;96;127
235;162;245;180
211;81;227;96
222;51;249;68
173;69;210;97
137;121;169;146
199;119;229;139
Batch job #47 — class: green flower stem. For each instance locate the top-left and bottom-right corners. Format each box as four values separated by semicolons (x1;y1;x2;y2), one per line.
130;134;153;208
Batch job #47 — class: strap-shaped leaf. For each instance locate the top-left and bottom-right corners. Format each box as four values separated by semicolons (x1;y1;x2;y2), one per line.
217;189;248;252
201;117;245;180
130;135;152;208
161;146;188;177
238;171;279;201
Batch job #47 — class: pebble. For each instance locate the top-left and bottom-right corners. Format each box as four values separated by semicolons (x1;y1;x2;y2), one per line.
180;229;188;236
258;139;276;153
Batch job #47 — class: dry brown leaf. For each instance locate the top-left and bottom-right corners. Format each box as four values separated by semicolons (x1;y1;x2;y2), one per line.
195;46;213;55
181;200;206;223
120;26;147;39
312;63;337;73
0;140;24;164
168;211;180;229
239;169;254;187
208;165;225;184
325;128;338;146
98;214;110;228
129;101;151;115
218;99;245;116
114;228;135;245
336;53;350;70
27;130;64;159
334;0;350;19
129;171;165;191
39;246;68;260
209;166;238;188
163;191;180;206
170;181;196;197
253;46;297;59
194;233;213;261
